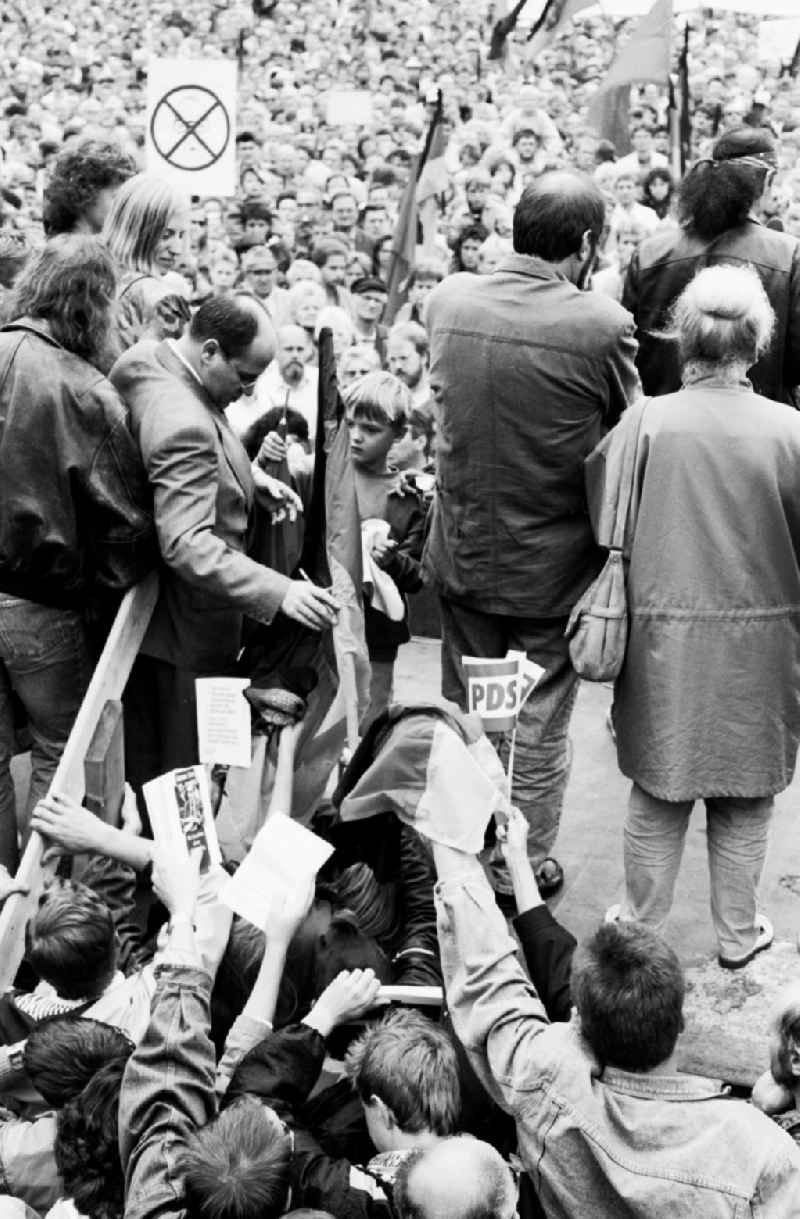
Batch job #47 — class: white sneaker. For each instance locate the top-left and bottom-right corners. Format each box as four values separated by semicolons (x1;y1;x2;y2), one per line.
718;913;774;970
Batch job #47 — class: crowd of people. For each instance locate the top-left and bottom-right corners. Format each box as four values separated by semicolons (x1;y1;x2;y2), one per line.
3;0;800;1215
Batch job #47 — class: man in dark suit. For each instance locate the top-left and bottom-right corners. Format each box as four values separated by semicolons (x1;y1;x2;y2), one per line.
111;293;338;788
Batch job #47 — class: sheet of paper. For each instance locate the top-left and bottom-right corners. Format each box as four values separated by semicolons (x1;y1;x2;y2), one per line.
143;765;221;870
220;812;334;930
196;677;252;768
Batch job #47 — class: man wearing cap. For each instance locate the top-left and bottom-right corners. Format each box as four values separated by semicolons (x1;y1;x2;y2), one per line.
350;276;389;365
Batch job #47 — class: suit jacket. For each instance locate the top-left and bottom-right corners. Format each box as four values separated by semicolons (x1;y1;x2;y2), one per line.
110;340;291;672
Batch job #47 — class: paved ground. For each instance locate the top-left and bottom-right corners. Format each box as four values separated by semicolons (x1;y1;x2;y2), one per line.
396;636;800;1083
396;636;800;960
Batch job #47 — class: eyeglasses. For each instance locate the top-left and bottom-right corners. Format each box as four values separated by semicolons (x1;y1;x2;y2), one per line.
222;353;261;392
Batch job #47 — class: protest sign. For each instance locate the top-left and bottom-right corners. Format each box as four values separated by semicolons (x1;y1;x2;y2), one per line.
326;89;373;127
196;677;252;769
220;812;333;930
146;58;237;196
463;655;522;733
143;765;221;871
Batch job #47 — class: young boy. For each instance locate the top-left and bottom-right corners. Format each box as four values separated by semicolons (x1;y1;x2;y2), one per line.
344;372;427;727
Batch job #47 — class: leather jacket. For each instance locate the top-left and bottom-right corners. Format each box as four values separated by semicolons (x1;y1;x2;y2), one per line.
623;218;800;403
0;319;156;612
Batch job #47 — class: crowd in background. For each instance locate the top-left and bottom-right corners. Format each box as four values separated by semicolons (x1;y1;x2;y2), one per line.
2;2;800;1218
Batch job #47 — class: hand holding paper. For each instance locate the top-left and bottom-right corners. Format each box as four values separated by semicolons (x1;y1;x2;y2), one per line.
221;813;334;932
264;873;316;945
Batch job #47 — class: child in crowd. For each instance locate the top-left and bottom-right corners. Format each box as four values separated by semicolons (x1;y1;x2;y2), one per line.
606;168;659;243
344;372;427;727
395;257;446;327
593;222;647;302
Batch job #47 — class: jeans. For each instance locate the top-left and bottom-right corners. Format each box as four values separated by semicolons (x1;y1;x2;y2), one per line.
439;597;579;876
0;595;92;871
621;782;773;960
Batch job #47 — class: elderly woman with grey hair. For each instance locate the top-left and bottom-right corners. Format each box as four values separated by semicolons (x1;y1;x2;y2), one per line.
603;263;800;968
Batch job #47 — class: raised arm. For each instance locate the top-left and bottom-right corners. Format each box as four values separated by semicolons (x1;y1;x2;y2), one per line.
119;848;217;1219
433;840;551;1118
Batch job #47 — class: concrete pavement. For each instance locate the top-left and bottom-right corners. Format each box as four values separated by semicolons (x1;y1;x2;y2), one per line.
396;636;800;1083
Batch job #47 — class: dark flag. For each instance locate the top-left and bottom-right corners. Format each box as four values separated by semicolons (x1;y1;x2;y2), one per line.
669;21;691;178
588;0;672;154
488;0;532;63
384;92;446;324
227;330;369;834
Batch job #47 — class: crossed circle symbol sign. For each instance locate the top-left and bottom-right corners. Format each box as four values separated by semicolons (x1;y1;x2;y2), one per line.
150;85;231;171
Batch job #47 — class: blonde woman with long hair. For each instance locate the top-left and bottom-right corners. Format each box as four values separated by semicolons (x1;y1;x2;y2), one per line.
102;172;191;355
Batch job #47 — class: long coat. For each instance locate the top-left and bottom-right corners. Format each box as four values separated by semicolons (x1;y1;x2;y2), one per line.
594;382;800;800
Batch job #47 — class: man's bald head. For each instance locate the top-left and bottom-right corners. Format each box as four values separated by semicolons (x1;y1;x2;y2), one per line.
513;171;605;262
277;323;311;351
394;1137;517;1219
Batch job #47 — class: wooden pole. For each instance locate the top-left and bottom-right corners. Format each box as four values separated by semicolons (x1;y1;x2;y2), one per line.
0;573;159;992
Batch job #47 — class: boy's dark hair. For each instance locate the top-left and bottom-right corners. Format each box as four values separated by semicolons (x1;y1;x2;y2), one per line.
43;138;136;235
513;173;605;261
678;127;777;240
25;881;118;1000
181;1100;292;1219
24;1017;134;1107
55;1056;128;1219
571;921;685;1072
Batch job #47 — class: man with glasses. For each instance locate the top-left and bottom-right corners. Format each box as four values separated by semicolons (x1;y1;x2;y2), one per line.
110;294;339;790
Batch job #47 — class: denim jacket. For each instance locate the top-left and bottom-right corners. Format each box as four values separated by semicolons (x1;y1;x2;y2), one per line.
436;862;800;1218
119;961;216;1219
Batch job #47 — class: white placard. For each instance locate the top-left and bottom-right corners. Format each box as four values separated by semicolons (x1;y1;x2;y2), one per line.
196;677;252;769
221;813;334;930
757;18;800;63
143;765;221;871
146;58;237;196
326;89;373;127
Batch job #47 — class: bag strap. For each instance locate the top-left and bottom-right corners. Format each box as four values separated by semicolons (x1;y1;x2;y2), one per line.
610;397;649;551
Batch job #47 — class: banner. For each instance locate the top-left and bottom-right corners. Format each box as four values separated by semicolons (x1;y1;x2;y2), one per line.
146;58;237;196
464;652;546;735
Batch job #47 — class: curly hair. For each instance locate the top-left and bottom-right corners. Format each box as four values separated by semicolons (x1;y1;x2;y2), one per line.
678;127;777;241
56;1056;128;1219
43;139;137;236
